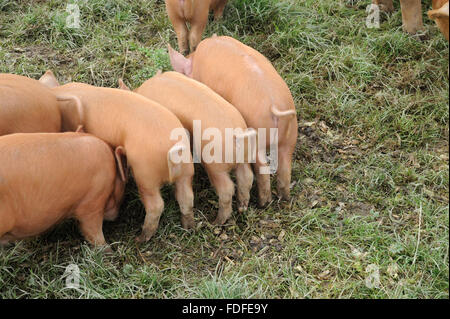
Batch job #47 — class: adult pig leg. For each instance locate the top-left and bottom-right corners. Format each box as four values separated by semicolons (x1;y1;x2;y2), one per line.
400;0;424;34
76;210;108;247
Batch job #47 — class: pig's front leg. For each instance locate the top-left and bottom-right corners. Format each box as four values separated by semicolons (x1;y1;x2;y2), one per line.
0;212;13;245
136;191;165;242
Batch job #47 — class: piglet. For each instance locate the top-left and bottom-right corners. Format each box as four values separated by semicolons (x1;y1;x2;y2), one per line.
165;0;229;54
0;132;126;249
0;73;61;135
39;72;195;242
119;71;255;225
168;36;298;206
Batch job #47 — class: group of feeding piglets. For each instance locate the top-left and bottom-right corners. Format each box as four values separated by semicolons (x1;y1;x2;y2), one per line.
2;0;448;252
0;35;298;251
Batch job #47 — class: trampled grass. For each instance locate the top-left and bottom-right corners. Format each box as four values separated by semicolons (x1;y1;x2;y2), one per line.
0;0;448;298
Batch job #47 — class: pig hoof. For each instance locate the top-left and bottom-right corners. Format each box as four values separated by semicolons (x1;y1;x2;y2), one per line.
135;234;151;243
258;196;271;208
103;245;113;254
181;217;195;230
238;205;248;213
212;216;227;225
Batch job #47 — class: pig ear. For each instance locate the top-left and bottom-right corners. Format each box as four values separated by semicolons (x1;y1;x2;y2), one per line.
39;70;60;88
118;78;131;91
75;125;85;133
428;2;449;19
114;146;128;182
168;44;192;76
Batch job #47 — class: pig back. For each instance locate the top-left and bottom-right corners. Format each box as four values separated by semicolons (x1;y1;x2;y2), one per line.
0;74;61;135
51;83;191;183
52;83;185;149
192;37;295;130
136;72;247;133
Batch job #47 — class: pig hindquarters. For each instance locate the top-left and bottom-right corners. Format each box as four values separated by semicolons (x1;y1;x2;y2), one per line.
0;133;125;248
127;71;255;225
168;36;298;206
48;83;194;242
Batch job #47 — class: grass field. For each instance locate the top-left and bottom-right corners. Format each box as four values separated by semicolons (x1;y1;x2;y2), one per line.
0;0;448;298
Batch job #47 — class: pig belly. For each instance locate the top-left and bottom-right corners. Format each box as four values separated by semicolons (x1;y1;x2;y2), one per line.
0;205;69;241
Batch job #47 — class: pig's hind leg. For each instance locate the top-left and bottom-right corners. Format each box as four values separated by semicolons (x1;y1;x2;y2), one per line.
208;169;235;225
276;144;295;201
136;190;164;243
168;13;190;55
74;194;110;250
175;175;195;229
253;153;272;207
235;163;253;213
189;18;208;52
0;210;14;246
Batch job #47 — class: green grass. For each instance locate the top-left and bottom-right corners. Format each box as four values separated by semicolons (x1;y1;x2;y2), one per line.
0;0;448;298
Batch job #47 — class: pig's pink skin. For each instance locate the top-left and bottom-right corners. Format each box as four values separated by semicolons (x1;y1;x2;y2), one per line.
169;36;298;205
49;82;194;242
0;73;61;135
0;132;120;250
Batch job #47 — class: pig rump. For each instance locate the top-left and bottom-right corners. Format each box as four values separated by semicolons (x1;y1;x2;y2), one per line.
0;133;119;249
